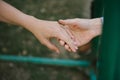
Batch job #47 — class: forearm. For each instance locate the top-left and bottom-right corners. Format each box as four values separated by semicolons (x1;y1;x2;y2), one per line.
90;18;102;36
0;0;38;30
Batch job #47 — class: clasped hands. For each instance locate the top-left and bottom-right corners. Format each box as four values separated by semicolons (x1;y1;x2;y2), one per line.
25;17;102;53
0;1;102;54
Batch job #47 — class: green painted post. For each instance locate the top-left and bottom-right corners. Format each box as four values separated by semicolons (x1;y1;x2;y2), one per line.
98;0;120;80
91;0;103;54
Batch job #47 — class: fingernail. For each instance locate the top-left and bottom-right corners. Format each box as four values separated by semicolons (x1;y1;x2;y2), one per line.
75;46;78;50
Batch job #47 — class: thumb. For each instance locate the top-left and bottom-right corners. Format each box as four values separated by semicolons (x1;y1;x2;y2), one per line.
42;39;60;53
58;19;75;26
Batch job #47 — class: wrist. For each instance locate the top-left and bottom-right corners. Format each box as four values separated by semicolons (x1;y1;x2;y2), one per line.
21;15;40;31
90;18;102;37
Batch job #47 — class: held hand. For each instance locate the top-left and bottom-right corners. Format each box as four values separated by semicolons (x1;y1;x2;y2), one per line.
25;17;78;53
58;18;102;47
0;1;78;53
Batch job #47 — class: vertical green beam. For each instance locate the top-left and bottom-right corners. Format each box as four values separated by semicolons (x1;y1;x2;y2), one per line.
98;0;120;80
91;0;103;54
91;0;103;18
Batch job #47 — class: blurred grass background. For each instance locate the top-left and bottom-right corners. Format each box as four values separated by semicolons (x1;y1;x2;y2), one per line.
0;0;93;80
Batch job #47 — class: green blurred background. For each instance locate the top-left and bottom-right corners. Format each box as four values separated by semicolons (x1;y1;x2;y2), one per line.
0;0;93;80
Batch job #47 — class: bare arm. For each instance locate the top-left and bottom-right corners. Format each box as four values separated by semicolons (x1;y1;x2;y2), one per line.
0;0;32;26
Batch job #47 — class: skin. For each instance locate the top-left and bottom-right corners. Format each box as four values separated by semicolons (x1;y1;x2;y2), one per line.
0;0;78;53
58;18;102;50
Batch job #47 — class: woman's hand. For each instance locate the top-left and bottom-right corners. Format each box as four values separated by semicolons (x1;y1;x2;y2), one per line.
58;18;102;47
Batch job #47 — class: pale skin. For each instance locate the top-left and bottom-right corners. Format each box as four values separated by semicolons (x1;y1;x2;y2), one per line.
58;18;102;50
0;0;102;53
0;0;78;53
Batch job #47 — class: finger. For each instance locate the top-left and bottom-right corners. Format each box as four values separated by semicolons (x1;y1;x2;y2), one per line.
56;25;78;52
59;39;72;52
63;29;78;47
59;34;77;52
59;22;78;46
59;40;65;46
42;39;60;53
58;19;76;26
59;24;79;47
59;39;71;52
64;44;71;52
64;28;79;47
59;24;77;46
60;25;75;39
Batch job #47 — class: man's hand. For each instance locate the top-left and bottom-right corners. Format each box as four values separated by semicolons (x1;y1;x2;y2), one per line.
58;18;102;47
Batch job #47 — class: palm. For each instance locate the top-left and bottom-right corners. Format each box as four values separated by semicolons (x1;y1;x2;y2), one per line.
69;27;95;47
